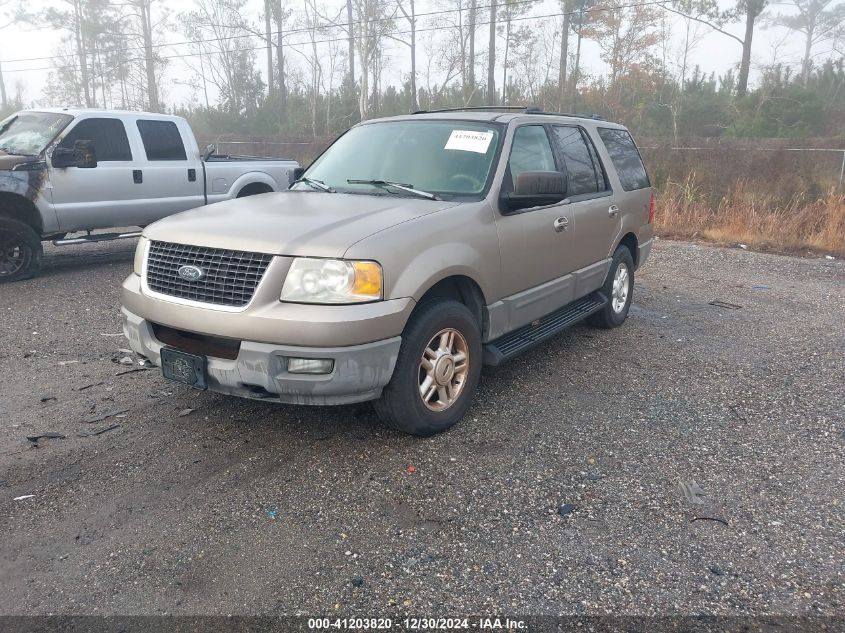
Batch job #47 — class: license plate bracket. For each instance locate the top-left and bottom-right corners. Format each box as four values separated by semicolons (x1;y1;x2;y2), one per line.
161;347;208;390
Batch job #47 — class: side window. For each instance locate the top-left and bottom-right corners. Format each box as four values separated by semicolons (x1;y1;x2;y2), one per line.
597;128;650;191
507;125;556;189
136;120;188;161
551;126;603;196
58;118;132;162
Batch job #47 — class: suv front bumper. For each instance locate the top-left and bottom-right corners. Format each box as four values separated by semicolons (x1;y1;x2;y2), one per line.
121;306;402;405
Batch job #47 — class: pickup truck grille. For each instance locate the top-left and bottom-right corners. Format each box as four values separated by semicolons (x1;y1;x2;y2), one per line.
146;241;273;307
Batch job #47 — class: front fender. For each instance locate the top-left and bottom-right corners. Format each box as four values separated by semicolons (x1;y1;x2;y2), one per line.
389;241;494;304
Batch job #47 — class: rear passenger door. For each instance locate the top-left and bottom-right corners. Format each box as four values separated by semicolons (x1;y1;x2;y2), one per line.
550;125;616;271
133;119;204;223
49;117;140;232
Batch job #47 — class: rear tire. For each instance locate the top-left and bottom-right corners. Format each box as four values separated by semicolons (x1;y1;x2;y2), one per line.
374;299;482;436
0;217;42;283
587;245;634;329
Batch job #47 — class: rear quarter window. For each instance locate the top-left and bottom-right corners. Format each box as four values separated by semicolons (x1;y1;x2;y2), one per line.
597;128;650;191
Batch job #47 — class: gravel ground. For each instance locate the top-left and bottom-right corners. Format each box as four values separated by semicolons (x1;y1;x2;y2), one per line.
0;238;842;617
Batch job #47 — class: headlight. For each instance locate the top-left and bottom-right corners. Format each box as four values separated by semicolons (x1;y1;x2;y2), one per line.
281;258;382;304
133;236;149;276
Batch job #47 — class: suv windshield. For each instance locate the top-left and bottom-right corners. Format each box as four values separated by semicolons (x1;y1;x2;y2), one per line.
298;120;502;198
0;111;73;156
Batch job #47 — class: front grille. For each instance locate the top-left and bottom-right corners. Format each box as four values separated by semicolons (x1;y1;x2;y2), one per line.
146;241;273;307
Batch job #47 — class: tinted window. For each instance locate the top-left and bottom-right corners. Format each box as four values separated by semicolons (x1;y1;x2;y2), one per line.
598;128;650;191
136;120;187;161
552;126;604;196
59;118;131;162
507;125;556;189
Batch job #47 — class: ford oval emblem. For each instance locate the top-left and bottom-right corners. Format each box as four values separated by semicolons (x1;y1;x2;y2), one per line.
177;265;205;281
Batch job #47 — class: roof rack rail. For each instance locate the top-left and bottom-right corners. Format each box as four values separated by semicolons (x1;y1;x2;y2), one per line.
410;105;605;120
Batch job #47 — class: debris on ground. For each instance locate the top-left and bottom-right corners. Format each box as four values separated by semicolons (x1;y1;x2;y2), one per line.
738;243;748;250
118;356;134;366
116;367;150;376
679;480;707;505
752;284;771;290
83;409;129;424
691;516;729;526
77;382;104;392
58;360;79;366
708;300;742;310
406;465;416;474
558;503;577;517
39;396;57;403
178;408;196;417
13;495;34;501
26;432;66;443
351;576;364;587
78;424;120;438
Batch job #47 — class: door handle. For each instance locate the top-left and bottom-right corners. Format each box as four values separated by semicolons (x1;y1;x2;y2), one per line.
608;204;620;217
553;216;569;232
133;169;143;184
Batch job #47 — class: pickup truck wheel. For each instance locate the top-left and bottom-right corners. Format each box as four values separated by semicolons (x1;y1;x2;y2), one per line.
0;218;42;283
587;246;634;329
374;299;482;436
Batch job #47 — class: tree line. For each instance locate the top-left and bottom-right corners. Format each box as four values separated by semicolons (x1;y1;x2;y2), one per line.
0;0;842;139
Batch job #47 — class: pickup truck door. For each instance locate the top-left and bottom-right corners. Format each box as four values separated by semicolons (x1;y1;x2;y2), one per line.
48;117;143;232
130;119;204;223
493;124;580;329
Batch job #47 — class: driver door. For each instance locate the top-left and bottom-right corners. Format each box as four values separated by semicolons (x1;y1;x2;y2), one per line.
494;124;578;330
48;117;143;232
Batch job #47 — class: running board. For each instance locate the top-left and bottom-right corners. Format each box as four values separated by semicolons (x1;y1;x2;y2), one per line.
53;231;142;246
483;292;607;366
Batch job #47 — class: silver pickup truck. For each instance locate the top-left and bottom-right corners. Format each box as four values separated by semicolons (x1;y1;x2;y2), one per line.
0;109;300;282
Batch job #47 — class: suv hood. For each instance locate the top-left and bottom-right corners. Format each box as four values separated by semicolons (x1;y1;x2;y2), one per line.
143;190;460;258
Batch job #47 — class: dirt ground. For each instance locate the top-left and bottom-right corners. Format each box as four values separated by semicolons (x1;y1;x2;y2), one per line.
0;238;842;618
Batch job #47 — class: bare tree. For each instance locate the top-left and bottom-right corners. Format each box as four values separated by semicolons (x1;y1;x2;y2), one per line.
393;0;419;111
350;0;392;119
769;0;845;86
265;0;275;97
486;0;497;103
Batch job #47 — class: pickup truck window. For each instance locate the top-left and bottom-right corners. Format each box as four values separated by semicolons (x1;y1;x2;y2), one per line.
551;126;606;196
507;125;556;189
597;128;650;191
137;120;188;161
0;111;72;156
300;120;501;198
59;118;132;161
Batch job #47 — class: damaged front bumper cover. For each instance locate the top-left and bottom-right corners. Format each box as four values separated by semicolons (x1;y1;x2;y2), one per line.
121;306;401;405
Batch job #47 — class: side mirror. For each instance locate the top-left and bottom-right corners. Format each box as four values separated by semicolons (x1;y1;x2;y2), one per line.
292;166;305;182
73;140;97;168
502;171;568;212
52;140;97;169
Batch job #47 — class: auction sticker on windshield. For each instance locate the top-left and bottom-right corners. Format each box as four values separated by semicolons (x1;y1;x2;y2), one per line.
444;130;494;153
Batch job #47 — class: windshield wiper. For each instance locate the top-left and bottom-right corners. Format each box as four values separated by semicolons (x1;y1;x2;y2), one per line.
347;179;440;201
292;176;334;192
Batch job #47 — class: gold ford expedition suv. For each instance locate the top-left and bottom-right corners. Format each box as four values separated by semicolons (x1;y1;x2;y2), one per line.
121;107;655;436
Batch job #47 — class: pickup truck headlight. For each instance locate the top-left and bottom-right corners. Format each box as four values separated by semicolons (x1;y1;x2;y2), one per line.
133;236;149;276
281;258;382;304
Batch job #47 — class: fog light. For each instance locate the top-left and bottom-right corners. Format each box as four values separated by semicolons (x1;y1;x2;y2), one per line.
287;358;334;374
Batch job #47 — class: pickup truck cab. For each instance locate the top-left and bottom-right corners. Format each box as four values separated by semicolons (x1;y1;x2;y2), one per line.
121;107;654;436
0;108;299;282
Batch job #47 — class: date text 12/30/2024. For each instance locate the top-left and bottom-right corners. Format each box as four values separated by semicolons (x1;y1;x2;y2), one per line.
307;617;527;630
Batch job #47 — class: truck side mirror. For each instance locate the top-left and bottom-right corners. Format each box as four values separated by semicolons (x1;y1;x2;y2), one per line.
502;171;568;212
73;140;97;168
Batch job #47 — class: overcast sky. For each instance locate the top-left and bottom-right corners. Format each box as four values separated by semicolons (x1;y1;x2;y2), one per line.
0;0;834;109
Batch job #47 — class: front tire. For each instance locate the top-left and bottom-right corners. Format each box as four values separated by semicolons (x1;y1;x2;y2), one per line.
374;299;482;436
0;218;43;283
587;245;634;329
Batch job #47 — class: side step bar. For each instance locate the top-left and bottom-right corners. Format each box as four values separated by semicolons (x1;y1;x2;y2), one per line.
53;231;142;246
483;291;608;366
